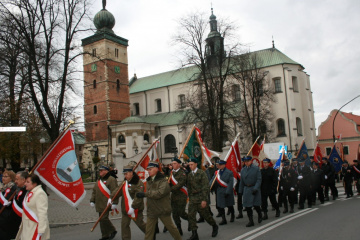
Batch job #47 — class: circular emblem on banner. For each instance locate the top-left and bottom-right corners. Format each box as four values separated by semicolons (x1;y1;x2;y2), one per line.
252;158;260;167
333;157;339;163
56;151;81;183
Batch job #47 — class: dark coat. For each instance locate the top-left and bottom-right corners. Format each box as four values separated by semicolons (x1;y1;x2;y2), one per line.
341;166;353;183
321;162;336;183
90;172;118;212
209;168;234;208
352;164;360;179
279;167;297;190
297;164;312;187
261;167;278;195
312;169;325;188
238;165;262;207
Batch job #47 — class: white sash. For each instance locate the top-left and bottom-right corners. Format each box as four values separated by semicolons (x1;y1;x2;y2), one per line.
23;193;41;240
170;173;188;196
215;170;228;188
98;179;111;198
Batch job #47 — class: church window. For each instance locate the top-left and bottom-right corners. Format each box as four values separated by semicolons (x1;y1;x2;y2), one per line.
93;80;96;89
343;146;349;155
273;78;282;93
179;94;186;109
325;147;331;156
164;134;176;153
292;76;299;92
296;117;302;136
93;105;97;114
115;48;119;58
155;99;162;112
143;134;150;143
277;118;286;137
134;103;140;115
92;48;96;57
232;84;241;101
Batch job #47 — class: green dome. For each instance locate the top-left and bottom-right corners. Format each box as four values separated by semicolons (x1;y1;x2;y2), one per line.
94;9;115;33
121;116;145;124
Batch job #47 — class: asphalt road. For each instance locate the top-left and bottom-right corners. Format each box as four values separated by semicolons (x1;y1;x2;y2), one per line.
51;187;360;240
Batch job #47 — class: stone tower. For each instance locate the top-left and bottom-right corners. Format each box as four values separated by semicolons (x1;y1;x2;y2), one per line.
82;4;130;160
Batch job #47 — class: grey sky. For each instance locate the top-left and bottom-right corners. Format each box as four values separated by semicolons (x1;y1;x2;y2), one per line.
89;0;360;133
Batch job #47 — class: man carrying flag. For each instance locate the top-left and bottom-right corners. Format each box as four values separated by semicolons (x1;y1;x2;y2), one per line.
261;158;280;220
90;165;119;240
111;165;146;240
296;140;311;166
321;157;338;200
313;143;323;167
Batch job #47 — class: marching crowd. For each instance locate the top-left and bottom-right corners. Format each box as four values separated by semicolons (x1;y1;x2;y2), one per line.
0;155;359;240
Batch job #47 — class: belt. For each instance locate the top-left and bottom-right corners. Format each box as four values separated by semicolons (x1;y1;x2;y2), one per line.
245;184;254;187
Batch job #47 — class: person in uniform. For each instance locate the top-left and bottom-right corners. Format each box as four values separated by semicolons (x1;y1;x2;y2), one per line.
136;161;182;240
238;156;262;227
341;161;354;198
0;171;28;239
90;165;118;240
351;159;360;195
297;158;313;209
311;162;325;204
168;157;189;235
112;165;146;240
291;158;299;204
235;161;244;219
209;159;235;225
279;160;297;213
187;158;218;240
260;158;280;219
321;157;338;200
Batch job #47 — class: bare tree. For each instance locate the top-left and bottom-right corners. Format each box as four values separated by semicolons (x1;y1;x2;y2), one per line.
172;11;243;151
0;0;91;142
232;52;275;144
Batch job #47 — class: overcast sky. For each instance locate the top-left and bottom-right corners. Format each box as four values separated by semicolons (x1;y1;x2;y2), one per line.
88;0;360;133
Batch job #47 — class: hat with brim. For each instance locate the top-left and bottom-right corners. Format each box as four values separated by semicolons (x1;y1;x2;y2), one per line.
263;158;271;163
243;156;252;162
123;165;133;173
217;160;226;165
99;165;109;171
147;161;159;169
298;158;305;163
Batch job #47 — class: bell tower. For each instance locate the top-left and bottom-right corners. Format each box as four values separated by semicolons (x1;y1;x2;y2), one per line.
82;3;130;144
205;8;224;64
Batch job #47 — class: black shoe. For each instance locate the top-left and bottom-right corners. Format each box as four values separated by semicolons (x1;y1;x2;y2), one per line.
246;216;254;227
212;224;219;237
283;209;288;214
196;217;204;223
230;211;235;222
163;226;168;233
289;208;294;213
262;212;268;220
109;231;117;240
275;209;280;217
187;230;199;240
219;214;227;225
236;212;243;219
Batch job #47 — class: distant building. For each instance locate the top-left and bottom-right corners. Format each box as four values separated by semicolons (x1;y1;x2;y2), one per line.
318;110;360;164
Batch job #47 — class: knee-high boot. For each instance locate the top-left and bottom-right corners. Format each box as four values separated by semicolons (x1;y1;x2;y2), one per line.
254;206;262;223
246;207;254;227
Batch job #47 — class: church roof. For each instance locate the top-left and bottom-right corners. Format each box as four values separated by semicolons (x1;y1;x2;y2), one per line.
120;110;190;127
129;48;302;94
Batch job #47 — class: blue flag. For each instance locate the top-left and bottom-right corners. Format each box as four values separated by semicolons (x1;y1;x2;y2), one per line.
274;145;286;170
329;146;344;172
297;142;311;166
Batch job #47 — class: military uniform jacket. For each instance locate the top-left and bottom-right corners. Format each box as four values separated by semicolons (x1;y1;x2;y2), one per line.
321;163;336;183
279;168;297;190
187;168;209;203
209;168;234;208
297;165;312;187
90;172;118;212
238;165;262;208
261;167;278;195
114;173;144;215
170;168;187;200
145;172;172;218
352;164;360;179
312;169;325;188
341;166;353;182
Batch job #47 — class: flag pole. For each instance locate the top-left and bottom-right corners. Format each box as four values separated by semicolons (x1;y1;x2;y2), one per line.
210;171;219;191
246;136;260;156
30;120;75;174
178;125;196;160
91;137;159;232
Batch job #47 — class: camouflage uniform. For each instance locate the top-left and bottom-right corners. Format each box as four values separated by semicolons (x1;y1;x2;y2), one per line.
170;168;189;227
187;168;216;230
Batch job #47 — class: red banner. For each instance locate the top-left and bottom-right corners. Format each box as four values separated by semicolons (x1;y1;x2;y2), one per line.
313;143;323;167
34;129;86;207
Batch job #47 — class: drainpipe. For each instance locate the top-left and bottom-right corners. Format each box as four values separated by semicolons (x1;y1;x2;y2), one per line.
167;86;171;113
144;91;148;116
282;64;292;152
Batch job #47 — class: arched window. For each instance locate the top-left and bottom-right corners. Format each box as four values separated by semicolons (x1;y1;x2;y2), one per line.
232;84;241;101
277;118;286;137
296;117;303;136
93;80;96;89
93;105;97;114
143;133;150;143
116;79;120;89
118;135;125;144
164;134;176;153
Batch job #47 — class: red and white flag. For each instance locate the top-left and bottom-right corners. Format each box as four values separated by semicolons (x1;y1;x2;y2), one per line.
34;129;86;207
137;139;160;190
195;127;219;166
249;141;267;168
313;143;323;167
224;136;241;184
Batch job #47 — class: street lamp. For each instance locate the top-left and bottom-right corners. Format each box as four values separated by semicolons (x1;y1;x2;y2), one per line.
332;95;360;143
40;137;46;155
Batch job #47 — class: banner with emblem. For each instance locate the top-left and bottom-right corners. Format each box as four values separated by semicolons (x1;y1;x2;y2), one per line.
224;134;241;185
313;143;323;167
33;129;86;207
328;144;344;172
296;140;311;166
247;136;267;168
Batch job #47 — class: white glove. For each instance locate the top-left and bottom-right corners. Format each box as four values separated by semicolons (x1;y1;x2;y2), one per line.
111;204;117;210
280;186;283;190
3;200;11;207
325;175;328;179
127;207;135;215
90;202;95;207
290;187;295;191
107;198;112;205
298;176;303;180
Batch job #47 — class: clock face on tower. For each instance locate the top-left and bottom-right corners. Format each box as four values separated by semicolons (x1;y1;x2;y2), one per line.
91;63;97;72
114;66;120;74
